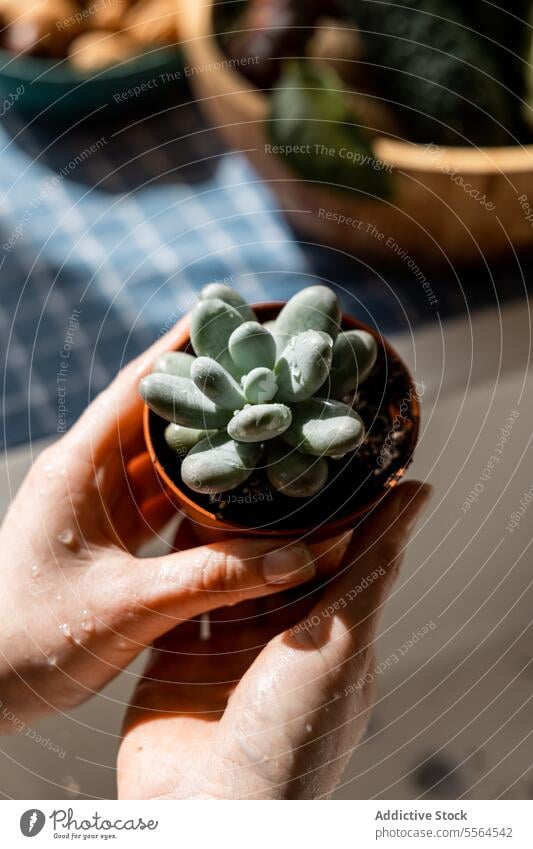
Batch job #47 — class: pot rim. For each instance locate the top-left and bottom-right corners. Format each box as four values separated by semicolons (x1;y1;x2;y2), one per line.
142;301;421;539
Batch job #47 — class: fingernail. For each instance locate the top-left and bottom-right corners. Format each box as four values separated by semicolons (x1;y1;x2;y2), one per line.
263;543;316;585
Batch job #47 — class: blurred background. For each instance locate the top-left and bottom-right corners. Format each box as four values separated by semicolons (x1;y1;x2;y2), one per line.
0;0;532;800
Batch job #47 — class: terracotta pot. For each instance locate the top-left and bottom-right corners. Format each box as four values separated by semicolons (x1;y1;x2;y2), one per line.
142;302;420;543
176;0;533;266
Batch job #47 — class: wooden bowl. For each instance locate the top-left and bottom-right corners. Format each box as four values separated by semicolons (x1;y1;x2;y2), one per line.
142;302;420;543
176;0;533;265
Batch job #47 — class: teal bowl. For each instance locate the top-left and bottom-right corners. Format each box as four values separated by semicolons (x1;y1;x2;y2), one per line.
0;45;186;120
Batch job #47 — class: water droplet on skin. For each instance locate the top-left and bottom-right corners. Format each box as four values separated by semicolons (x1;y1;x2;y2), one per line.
31;565;40;578
46;654;58;667
59;623;72;640
58;529;76;548
305;723;313;733
80;615;94;634
159;563;176;581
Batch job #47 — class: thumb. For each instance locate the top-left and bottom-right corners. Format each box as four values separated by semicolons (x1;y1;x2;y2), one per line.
107;536;317;641
213;482;431;798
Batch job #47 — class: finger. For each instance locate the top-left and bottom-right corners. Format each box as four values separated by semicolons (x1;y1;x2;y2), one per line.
136;493;177;539
101;452;175;551
61;314;190;467
126;452;167;506
103;537;319;643
172;522;351;628
104;493;175;555
214;482;431;798
104;451;164;511
186;521;353;580
308;531;353;578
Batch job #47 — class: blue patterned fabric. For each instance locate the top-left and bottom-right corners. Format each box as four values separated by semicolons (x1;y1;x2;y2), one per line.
0;99;530;450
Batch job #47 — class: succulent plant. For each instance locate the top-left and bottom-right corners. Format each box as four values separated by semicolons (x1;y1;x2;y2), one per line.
140;284;378;499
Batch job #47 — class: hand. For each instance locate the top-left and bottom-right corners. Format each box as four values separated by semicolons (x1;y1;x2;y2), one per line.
117;482;431;799
0;317;321;727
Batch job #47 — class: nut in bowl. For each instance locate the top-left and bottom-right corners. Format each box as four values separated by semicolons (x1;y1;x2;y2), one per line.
140;284;421;542
0;0;184;117
177;0;533;265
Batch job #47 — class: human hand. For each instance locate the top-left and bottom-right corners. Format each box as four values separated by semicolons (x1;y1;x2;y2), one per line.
0;317;320;727
117;481;430;799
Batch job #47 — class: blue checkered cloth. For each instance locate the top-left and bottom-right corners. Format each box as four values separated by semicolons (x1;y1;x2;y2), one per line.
0;99;530;450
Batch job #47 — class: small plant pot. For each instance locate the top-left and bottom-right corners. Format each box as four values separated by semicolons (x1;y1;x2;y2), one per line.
142;302;420;543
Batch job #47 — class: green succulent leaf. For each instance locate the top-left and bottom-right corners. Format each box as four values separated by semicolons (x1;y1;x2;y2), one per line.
274;285;342;351
200;283;257;321
266;441;328;498
228;403;292;443
283;397;365;457
182;433;262;494
142;284;378;500
190;297;244;378
320;329;378;398
152;350;195;378
228;321;276;371
139;374;232;429
275;329;333;402
242;367;278;404
191;356;245;410
164;422;216;455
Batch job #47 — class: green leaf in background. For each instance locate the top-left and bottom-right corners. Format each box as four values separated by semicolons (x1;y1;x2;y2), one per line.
267;60;391;199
